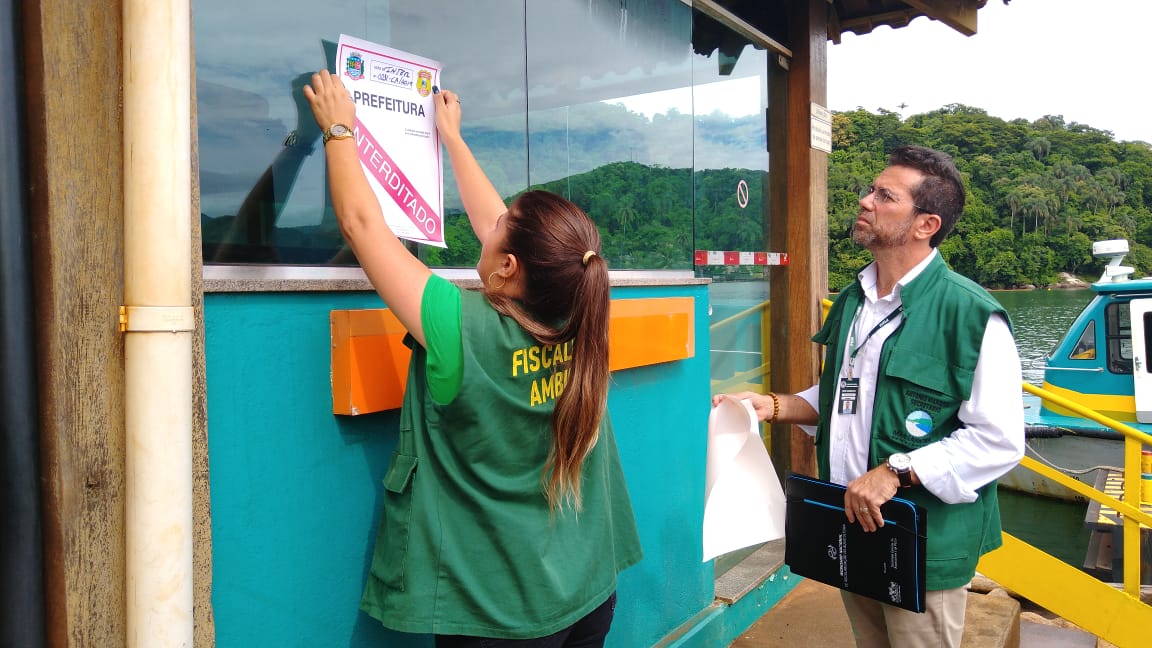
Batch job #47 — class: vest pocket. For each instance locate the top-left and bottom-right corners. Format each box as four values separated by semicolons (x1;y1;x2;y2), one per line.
384;452;418;493
885;349;972;401
372;452;418;590
925;499;983;562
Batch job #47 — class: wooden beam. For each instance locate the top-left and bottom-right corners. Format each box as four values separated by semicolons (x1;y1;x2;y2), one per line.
768;0;828;481
23;1;126;645
693;0;793;57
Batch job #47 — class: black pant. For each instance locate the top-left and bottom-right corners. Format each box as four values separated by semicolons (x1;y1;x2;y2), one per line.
434;592;617;648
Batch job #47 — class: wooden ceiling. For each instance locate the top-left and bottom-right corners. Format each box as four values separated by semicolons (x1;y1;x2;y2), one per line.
829;0;992;43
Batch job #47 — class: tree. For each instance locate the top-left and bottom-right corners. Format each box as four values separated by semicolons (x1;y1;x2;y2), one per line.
968;228;1022;287
1025;136;1051;161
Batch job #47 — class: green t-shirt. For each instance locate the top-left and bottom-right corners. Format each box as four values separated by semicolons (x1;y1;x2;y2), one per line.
420;273;464;404
360;275;643;638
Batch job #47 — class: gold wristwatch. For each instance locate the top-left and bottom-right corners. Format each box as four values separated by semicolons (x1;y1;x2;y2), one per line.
323;123;353;144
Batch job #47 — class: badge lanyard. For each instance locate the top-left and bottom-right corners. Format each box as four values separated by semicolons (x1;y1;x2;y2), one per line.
838;303;903;415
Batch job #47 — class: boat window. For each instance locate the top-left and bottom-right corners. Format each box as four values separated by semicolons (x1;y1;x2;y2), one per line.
1105;302;1133;374
1068;320;1096;360
1144;312;1152;375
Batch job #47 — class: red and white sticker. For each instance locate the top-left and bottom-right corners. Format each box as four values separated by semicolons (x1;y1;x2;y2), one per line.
694;250;788;266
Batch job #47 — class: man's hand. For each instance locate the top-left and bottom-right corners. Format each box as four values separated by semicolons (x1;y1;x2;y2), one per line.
844;465;901;532
711;392;775;422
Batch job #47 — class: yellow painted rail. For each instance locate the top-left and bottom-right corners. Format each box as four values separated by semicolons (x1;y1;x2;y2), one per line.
977;382;1152;648
978;534;1150;648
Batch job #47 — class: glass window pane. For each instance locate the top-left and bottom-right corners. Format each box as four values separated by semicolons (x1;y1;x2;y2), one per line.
525;0;694;270
195;0;771;272
691;14;769;282
1069;320;1096;360
1144;312;1152;374
686;9;773;575
194;0;525;266
1106;303;1133;374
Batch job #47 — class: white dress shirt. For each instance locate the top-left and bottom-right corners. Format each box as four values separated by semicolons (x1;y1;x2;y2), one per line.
797;250;1025;504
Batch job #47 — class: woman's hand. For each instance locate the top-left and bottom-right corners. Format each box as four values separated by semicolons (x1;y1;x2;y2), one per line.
432;86;463;143
428;85;507;243
302;70;357;135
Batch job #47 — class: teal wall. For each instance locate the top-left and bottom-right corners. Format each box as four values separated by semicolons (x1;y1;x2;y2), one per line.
205;284;716;646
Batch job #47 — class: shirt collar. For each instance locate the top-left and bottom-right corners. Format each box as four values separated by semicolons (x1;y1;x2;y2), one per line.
857;249;939;303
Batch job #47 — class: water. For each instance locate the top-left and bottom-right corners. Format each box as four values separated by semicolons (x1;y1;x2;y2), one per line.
991;289;1097;569
997;487;1092;567
991;289;1093;386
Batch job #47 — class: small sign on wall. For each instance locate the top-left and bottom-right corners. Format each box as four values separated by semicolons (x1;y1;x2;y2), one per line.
810;102;832;153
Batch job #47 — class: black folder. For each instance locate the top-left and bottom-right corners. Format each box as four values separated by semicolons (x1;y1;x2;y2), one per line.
784;473;927;612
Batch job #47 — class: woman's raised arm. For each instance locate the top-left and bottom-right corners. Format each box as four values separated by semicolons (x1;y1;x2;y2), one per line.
305;70;431;346
432;87;508;245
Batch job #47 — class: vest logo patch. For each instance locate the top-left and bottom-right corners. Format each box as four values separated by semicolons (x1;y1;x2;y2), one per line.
905;410;932;438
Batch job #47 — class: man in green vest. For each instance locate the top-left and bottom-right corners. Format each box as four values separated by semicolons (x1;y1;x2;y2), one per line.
717;145;1024;647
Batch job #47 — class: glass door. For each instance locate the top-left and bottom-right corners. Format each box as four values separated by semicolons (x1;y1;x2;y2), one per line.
692;14;771;405
690;7;775;576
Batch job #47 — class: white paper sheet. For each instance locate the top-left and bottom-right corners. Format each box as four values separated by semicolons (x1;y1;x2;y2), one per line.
336;35;446;247
702;397;787;561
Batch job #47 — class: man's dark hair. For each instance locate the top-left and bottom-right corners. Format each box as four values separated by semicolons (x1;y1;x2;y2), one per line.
888;145;965;247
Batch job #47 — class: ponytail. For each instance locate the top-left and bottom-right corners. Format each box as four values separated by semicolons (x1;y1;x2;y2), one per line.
545;253;610;511
482;191;611;511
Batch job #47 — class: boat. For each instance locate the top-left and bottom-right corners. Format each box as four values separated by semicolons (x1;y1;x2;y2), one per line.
1002;239;1152;500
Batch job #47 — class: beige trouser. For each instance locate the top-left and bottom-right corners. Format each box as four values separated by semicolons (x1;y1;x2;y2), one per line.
840;587;967;648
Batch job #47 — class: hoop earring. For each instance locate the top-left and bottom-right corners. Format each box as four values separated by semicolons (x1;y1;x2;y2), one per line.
487;271;506;291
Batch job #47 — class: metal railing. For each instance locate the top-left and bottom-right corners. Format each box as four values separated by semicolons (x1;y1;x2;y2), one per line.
976;382;1152;647
1019;382;1152;595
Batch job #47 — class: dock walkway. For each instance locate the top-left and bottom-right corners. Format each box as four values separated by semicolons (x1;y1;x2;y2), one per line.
731;577;1104;648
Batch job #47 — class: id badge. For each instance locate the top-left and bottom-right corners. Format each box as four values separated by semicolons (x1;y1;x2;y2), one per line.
838;377;859;415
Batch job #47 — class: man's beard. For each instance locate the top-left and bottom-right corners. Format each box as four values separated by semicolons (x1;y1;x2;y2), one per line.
851;213;914;250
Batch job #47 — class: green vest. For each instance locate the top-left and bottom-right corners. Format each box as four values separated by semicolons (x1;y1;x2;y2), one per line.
360;289;642;638
811;254;1010;590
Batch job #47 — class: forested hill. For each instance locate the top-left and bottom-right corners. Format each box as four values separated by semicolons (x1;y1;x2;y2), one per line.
424;101;1152;290
829;105;1152;290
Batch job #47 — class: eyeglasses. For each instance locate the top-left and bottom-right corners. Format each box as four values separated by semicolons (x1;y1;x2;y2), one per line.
860;184;928;213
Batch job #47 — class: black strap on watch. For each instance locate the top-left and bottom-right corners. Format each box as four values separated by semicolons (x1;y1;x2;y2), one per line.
887;453;914;488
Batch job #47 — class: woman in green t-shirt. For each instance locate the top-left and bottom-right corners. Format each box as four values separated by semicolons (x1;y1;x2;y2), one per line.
304;71;642;646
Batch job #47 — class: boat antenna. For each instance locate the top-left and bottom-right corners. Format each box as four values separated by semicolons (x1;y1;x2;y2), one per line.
1092;239;1134;283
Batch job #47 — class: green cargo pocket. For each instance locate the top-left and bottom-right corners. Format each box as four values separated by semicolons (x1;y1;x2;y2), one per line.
384;452;418;493
371;452;418;591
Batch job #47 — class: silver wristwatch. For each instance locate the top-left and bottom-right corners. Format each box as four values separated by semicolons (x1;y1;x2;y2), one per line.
887;452;914;488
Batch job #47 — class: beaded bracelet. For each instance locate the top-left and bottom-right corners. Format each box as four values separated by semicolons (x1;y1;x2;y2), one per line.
766;391;780;422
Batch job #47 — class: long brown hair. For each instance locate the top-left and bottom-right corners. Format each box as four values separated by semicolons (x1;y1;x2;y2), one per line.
483;190;610;512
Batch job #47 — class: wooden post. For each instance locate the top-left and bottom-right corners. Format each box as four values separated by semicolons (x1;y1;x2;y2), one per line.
23;1;213;644
768;0;828;479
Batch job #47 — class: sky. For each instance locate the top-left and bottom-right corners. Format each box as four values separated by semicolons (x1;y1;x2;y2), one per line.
827;0;1152;143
